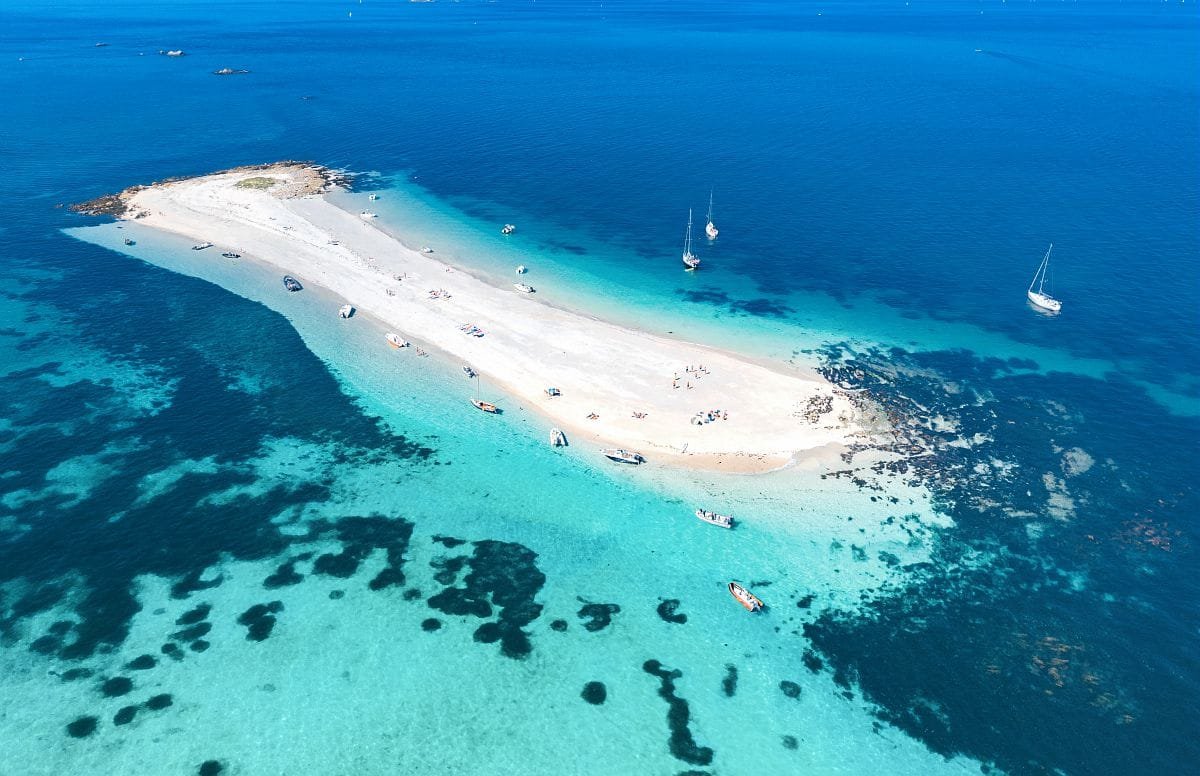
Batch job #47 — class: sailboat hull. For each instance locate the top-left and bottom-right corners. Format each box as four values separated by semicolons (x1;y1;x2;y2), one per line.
705;222;718;239
1027;290;1061;312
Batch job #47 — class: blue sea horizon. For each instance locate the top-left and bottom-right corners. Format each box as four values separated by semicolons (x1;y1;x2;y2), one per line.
1;1;1197;774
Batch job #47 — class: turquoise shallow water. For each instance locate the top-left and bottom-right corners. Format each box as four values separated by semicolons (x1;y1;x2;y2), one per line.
2;1;1199;774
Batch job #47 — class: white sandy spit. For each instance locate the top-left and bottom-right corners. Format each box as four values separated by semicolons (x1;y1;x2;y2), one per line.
108;163;876;473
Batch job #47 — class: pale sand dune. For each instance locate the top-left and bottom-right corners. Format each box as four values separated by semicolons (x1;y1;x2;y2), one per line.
114;163;876;472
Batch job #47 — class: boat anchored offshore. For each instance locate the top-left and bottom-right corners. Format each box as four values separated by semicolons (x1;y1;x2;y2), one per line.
682;209;700;269
123;237;135;245
602;448;645;465
192;242;213;251
501;223;516;235
385;332;408;348
338;304;354;319
550;428;567;447
695;509;734;529
470;373;499;413
705;189;718;239
1027;243;1062;312
728;582;764;612
283;275;302;292
513;283;535;293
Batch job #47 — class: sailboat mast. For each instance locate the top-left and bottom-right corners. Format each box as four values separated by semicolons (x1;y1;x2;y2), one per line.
685;209;693;255
706;190;714;222
1039;244;1053;294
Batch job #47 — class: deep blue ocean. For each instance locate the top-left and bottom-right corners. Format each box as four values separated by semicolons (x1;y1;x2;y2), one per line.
1;1;1197;774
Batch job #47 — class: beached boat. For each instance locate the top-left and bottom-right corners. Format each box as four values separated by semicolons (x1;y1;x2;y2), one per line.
462;365;477;378
338;304;354;319
602;448;645;465
695;509;734;529
471;398;499;413
545;386;561;397
501;223;516;235
705;190;718;240
1027;243;1062;312
385;332;408;348
550;428;567;447
421;246;435;254
682;209;700;270
222;251;240;259
513;283;535;293
360;210;377;219
728;582;764;612
191;242;213;251
283;275;302;292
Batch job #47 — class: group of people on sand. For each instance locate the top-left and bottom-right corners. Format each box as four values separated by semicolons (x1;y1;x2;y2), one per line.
692;409;728;425
428;288;451;300
673;364;710;391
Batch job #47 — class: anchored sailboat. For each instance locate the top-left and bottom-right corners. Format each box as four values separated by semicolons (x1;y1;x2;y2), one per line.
1027;243;1061;312
705;190;718;239
470;372;499;414
682;209;700;270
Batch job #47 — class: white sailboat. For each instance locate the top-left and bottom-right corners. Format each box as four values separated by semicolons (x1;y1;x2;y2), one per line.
705;189;718;239
1027;243;1061;312
682;209;700;270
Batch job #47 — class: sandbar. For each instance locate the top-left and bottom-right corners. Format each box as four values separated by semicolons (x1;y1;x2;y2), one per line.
79;163;876;473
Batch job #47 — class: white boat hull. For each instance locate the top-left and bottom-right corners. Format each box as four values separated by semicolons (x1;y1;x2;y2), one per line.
1027;290;1061;312
705;222;718;239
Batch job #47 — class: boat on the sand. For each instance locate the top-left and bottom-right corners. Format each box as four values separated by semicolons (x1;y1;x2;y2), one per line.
338;304;354;319
222;251;241;259
385;332;408;348
192;242;213;250
360;210;377;219
550;428;567;447
513;283;535;293
123;237;135;245
602;448;645;465
728;582;763;612
283;275;302;292
545;386;561;397
695;509;734;529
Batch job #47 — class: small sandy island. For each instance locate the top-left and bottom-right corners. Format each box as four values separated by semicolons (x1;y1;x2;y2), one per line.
77;162;878;473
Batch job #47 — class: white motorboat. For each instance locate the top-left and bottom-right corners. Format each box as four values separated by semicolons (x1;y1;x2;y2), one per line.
368;193;379;201
516;265;527;274
705;189;718;239
550;428;567;447
695;509;734;529
191;242;213;251
501;223;516;235
513;283;535;293
602;448;645;465
1027;243;1062;312
338;304;354;319
360;210;377;219
385;332;408;348
682;209;700;269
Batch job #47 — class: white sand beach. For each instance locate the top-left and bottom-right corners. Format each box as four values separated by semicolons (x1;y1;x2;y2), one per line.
102;163;874;472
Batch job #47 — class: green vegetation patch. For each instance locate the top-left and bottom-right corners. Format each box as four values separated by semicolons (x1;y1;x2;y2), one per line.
235;176;279;190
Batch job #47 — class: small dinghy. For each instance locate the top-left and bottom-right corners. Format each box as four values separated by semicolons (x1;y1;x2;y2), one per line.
338;304;354;319
192;242;213;251
360;210;377;219
283;275;302;292
385;332;408;349
223;251;241;259
602;448;645;465
501;223;516;235
728;582;764;612
550;428;567;447
695;509;734;529
462;365;477;379
513;283;535;293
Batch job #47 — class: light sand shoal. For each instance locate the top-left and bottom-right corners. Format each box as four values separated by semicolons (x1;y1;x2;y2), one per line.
115;163;878;473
